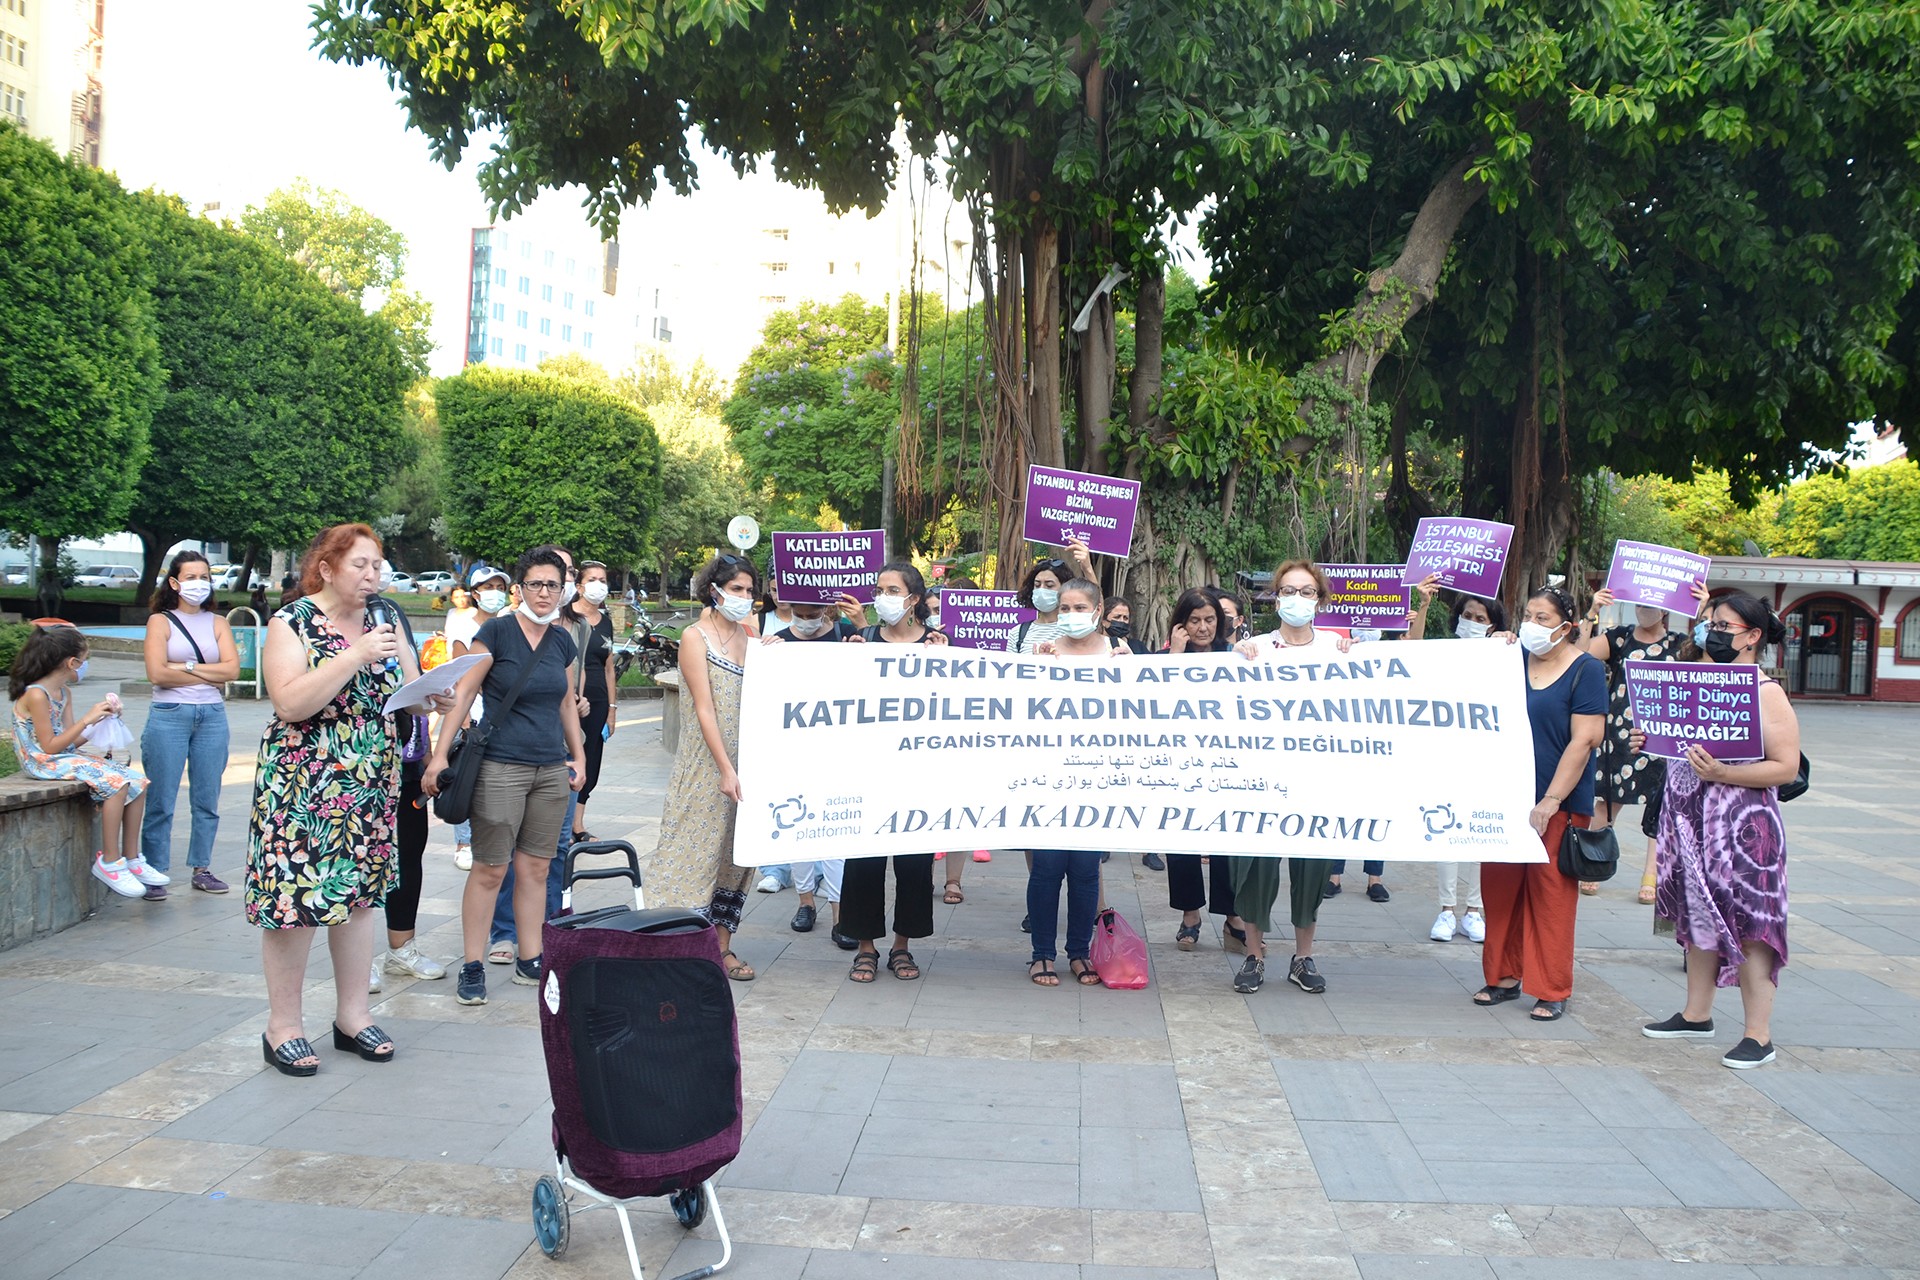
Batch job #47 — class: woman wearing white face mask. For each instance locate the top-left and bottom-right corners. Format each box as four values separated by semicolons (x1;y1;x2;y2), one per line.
444;566;508;869
1403;579;1509;942
1582;583;1706;904
843;561;947;984
1475;585;1606;1023
1006;536;1095;655
422;548;587;1007
644;552;762;981
565;561;618;845
140;549;241;897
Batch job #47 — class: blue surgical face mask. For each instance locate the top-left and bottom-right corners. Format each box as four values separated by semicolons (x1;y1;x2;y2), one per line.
1692;620;1709;647
1031;587;1060;614
73;659;89;683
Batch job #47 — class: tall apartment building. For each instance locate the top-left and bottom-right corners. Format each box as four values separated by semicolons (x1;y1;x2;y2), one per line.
0;0;104;166
464;224;621;370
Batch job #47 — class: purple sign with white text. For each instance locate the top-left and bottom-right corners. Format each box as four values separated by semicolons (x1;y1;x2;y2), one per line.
940;589;1035;651
1624;660;1765;762
1605;541;1711;615
1022;465;1141;559
1318;565;1413;631
771;529;885;604
1401;517;1515;599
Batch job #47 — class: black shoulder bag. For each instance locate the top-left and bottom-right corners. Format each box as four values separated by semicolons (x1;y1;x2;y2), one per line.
432;628;548;824
1556;654;1620;881
1778;753;1812;802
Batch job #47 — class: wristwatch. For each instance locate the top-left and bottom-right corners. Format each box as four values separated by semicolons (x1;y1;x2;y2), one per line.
185;659;198;674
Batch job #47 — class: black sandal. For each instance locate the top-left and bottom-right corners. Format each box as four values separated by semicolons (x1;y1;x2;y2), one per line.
1028;959;1059;986
1069;958;1101;986
331;1023;395;1062
1531;998;1567;1021
1473;983;1522;1006
849;951;879;983
263;1033;318;1076
1175;923;1201;951
887;948;921;981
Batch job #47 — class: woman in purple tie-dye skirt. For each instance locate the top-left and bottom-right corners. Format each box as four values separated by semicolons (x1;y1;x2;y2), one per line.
1640;592;1801;1070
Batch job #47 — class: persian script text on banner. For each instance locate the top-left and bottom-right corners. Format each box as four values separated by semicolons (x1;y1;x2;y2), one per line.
734;640;1544;864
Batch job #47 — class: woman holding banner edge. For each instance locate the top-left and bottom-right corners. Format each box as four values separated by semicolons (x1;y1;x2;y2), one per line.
1478;585;1607;1022
1160;587;1250;952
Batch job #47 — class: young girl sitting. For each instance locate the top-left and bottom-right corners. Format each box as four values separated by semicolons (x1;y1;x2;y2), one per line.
9;625;156;898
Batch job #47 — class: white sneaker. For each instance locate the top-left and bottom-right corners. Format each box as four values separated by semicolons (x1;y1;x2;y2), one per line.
1460;911;1486;943
92;856;146;898
453;844;473;871
383;941;447;980
1430;909;1457;942
755;874;784;894
369;960;384;994
123;856;171;887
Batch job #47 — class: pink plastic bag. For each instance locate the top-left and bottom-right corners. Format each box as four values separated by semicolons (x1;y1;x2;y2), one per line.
1090;908;1149;989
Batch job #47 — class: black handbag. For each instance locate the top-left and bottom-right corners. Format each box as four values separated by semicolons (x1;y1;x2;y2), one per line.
431;628;549;824
1778;752;1811;803
1558;822;1621;882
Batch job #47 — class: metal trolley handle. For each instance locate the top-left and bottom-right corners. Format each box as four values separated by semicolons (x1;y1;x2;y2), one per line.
560;839;645;912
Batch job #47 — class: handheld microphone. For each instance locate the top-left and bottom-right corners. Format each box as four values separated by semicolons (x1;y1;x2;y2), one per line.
367;594;400;673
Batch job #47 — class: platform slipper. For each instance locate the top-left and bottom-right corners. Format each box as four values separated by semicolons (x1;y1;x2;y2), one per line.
331;1023;395;1061
263;1033;318;1076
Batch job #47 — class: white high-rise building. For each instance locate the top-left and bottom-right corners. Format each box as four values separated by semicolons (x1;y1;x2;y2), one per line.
464;223;622;370
0;0;104;166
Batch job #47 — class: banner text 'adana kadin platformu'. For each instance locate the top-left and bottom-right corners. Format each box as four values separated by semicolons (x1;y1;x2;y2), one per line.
734;640;1545;865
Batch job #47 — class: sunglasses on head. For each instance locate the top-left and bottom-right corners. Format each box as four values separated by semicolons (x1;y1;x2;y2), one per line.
1038;558;1068;575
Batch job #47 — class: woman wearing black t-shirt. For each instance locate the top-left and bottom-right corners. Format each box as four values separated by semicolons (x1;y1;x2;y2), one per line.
843;562;947;984
566;560;618;844
424;548;585;1008
1160;588;1248;951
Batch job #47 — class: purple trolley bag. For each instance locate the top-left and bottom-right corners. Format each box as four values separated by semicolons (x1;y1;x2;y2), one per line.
531;839;740;1280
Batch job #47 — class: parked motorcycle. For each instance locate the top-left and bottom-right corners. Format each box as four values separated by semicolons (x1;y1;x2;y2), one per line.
612;608;682;681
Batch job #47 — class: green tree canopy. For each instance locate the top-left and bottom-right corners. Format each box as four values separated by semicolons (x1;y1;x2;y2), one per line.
437;365;663;567
0;126;163;558
124;193;416;597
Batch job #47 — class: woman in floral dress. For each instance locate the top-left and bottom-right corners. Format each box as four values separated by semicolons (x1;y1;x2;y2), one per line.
250;524;447;1076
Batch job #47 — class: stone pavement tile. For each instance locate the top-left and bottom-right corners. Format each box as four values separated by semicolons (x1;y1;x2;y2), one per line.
1742;1070;1920;1135
1077;1126;1201;1211
50;1243;360;1280
1610;1127;1800;1210
0;1039;179;1114
212;1145;408;1208
861;1113;1079;1165
1486;1262;1758;1279
1271;1059;1388;1122
1550;1065;1700;1130
72;1135;260;1194
1080;1061;1186;1129
367;1159;537;1220
727;1105;863;1195
1821;1209;1920;1270
367;1210;534;1279
0;1112;161;1212
1426;1159;1678;1209
70;1060;257;1124
114;1192;417;1264
1088;1208;1211;1270
1332;1201;1533;1256
483;1104;564;1172
839;1150;1079;1209
272;1098;527;1164
854;1196;1091;1264
1623;1206;1863;1267
1399;1120;1637;1166
702;1187;869;1250
1206;1222;1357;1280
805;1025;933;1056
0;1182;175;1280
1296;1120;1446;1203
807;1252;1078;1278
1819;1131;1920;1203
156;1061;355;1145
1355;1257;1497;1280
1032;1034;1172;1064
924;1029;1036;1060
0;1109;49;1143
1498;1205;1662;1260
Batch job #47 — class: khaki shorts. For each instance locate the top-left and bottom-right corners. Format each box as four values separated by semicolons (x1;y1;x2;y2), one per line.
469;759;571;866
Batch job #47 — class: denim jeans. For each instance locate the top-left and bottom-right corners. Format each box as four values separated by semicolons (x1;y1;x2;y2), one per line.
138;700;229;872
761;863;795;890
490;790;574;947
1027;848;1102;963
1328;859;1385;877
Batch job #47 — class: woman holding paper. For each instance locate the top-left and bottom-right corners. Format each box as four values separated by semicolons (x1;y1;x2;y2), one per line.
844;562;946;984
1638;592;1797;1070
1583;583;1704;903
1159;587;1248;948
1476;585;1606;1022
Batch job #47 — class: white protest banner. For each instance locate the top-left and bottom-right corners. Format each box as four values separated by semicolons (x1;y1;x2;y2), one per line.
733;639;1543;865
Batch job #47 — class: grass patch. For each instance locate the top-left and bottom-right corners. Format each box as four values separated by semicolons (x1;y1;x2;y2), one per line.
0;739;18;779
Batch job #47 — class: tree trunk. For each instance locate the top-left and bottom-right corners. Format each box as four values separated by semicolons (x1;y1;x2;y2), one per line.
1025;219;1064;470
1381;396;1436;554
1127;266;1166;451
34;534;63;616
239;544;261;596
131;526;169;609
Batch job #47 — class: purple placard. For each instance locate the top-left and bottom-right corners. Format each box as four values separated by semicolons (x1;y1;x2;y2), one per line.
770;529;885;604
1624;660;1765;762
1021;465;1141;559
1318;564;1413;631
940;589;1034;651
1606;540;1711;614
1401;516;1515;598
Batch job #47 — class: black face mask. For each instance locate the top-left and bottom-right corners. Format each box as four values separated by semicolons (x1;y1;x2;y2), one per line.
1703;629;1746;663
1106;620;1131;640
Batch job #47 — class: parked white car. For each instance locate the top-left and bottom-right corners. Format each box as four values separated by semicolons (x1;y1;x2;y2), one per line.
73;565;141;588
386;572;418;594
413;571;456;594
1;563;28;585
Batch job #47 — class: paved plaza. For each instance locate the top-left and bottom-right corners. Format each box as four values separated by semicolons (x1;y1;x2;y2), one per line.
1;666;1917;1279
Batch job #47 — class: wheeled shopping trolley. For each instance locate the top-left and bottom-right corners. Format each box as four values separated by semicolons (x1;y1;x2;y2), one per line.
530;840;740;1280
